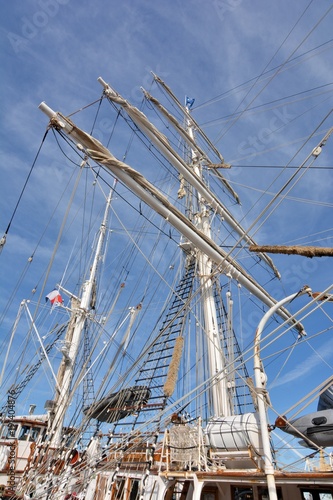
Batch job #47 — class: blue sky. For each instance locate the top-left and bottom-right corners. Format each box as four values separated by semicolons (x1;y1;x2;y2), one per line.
1;0;332;233
0;0;333;459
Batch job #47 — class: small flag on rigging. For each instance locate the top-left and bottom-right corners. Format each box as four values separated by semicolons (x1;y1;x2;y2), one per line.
185;96;195;109
45;289;63;306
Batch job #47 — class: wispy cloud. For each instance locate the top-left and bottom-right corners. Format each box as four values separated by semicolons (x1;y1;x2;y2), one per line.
269;337;333;390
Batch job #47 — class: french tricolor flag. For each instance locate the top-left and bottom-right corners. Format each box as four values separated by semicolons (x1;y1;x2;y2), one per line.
45;289;63;305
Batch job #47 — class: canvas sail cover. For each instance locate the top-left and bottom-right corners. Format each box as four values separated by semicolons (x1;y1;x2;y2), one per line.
318;384;333;410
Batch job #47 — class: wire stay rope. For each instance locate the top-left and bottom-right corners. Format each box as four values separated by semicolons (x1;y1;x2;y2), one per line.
213;2;333;145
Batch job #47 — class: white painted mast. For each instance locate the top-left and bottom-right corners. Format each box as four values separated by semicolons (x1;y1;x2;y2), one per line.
38;102;304;334
98;76;280;279
48;188;113;446
185;103;231;417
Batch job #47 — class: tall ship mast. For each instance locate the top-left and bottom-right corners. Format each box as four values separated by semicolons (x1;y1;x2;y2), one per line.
48;188;114;447
0;74;332;500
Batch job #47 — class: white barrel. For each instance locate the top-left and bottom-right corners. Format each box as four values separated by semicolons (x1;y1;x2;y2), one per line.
205;412;263;455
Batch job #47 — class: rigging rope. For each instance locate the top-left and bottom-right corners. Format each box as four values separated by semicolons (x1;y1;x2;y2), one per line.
0;130;48;252
201;83;333;128
0;129;83;342
195;39;333;111
66;97;105;118
249;119;333;239
223;114;333;271
232;164;333;169
213;1;333;146
227;179;333;208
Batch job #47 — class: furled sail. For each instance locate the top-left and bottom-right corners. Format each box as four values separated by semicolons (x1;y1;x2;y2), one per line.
84;386;151;423
38;101;303;333
98;77;281;279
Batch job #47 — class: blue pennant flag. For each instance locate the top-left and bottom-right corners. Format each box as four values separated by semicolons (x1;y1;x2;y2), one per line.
185;96;195;109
